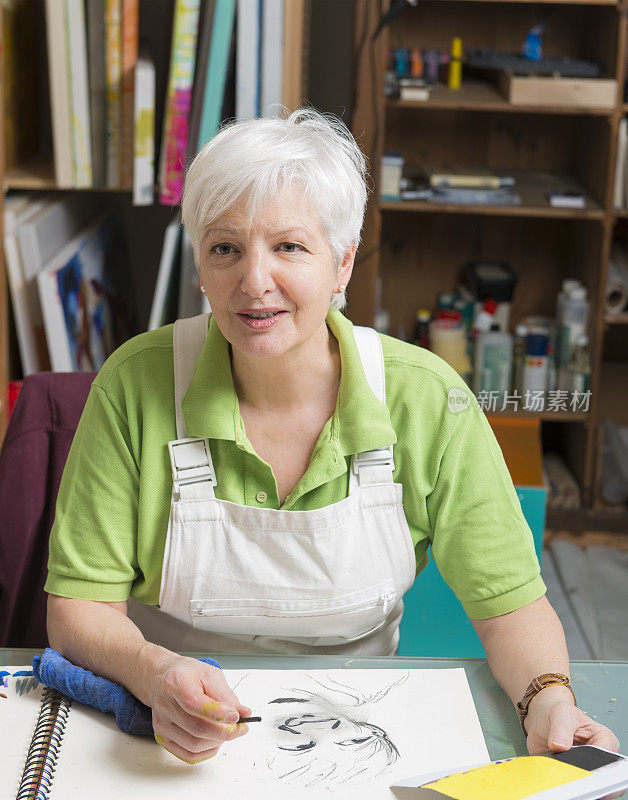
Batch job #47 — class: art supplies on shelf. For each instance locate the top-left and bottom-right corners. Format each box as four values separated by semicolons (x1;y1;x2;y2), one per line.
149;214;183;331
133;48;156;206
45;0;73;188
6;0;246;200
549;190;586;209
409;268;593;406
87;0;107;187
398;78;431;102
381;153;405;200
544;452;581;509
614;118;627;210
423;169;520;206
432;185;521;206
464;47;616;110
36;213;133;372
428;169;515;190
158;0;202;205
473;326;512;395
3;193;100;374
385;38;463;100
104;0;123;188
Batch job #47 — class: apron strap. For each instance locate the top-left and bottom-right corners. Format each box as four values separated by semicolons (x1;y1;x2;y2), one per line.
350;326;394;490
170;313;216;500
173;313;211;439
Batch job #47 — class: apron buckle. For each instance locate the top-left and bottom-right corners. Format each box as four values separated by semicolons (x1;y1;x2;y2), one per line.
351;445;395;475
168;437;217;497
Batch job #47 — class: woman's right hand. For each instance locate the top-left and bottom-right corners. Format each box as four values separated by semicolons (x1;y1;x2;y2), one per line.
148;654;252;764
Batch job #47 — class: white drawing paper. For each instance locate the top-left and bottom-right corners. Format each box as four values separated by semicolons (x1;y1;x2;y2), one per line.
50;668;490;799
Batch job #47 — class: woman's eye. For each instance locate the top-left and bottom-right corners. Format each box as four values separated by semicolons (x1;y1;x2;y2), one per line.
278;242;304;253
211;243;235;256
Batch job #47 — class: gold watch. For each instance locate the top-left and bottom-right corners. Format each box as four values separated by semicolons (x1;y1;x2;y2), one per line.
516;673;577;735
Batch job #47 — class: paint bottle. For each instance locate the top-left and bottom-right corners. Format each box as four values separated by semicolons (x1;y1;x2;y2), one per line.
472;298;498;335
410;47;423;79
413;309;431;349
512;324;528;392
430;319;472;383
473;324;512;394
448;37;463;90
522;331;549;394
567;333;591;393
557;286;589;390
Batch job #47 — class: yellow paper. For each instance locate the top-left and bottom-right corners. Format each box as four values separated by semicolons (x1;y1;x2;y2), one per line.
424;756;590;800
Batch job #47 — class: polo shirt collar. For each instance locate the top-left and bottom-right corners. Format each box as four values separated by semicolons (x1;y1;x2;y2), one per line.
181;310;396;455
181;314;238;441
326;309;397;455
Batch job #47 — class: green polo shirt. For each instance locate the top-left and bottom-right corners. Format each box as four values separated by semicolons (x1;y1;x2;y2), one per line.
45;309;546;619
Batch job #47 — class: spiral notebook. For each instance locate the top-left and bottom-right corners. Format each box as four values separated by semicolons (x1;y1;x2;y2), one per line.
2;666;491;800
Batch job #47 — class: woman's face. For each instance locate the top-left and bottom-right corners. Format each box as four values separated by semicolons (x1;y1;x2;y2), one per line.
197;190;354;360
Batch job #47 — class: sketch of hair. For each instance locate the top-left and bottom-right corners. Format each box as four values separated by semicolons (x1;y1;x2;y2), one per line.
265;672;409;787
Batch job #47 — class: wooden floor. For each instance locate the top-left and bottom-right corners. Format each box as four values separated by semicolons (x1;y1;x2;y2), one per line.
542;540;628;661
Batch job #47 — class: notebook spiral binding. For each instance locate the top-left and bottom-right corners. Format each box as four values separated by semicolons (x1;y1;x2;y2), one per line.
16;687;72;800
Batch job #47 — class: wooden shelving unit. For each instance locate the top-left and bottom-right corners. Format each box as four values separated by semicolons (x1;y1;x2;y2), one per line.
350;0;628;517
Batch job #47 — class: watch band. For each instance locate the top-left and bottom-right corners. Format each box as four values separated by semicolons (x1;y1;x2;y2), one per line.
516;673;577;735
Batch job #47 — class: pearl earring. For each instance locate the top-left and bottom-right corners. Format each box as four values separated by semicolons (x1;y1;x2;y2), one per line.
200;286;206;293
336;284;346;293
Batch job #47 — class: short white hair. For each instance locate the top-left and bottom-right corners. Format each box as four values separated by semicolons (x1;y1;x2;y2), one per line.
181;105;370;311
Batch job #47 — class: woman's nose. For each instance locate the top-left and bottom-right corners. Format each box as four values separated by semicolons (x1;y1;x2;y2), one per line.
239;251;276;298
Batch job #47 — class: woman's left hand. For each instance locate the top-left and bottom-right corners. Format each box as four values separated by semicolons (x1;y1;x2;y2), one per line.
524;686;620;756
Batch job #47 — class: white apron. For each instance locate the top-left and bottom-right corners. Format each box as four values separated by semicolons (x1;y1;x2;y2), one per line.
126;314;416;656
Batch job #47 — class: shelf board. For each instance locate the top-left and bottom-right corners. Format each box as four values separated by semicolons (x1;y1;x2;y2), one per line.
435;0;617;4
486;409;589;422
605;314;628;324
3;156;133;192
546;510;628;536
389;81;614;116
4;156;56;190
381;172;604;220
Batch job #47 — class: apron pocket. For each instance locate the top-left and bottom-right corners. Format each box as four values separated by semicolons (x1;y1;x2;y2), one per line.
189;580;396;645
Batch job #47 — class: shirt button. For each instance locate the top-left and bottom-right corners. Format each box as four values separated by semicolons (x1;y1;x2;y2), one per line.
256;490;268;503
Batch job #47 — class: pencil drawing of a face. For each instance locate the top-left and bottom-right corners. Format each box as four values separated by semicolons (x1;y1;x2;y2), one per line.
263;673;408;787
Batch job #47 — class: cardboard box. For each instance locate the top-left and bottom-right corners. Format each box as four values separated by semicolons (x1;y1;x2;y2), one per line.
499;71;617;109
398;417;547;657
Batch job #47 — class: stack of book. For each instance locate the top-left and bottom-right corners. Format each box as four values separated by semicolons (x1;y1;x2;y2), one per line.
39;0;284;205
427;168;520;206
3;194;135;374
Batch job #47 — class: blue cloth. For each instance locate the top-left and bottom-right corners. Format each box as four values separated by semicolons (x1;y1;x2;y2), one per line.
32;648;221;736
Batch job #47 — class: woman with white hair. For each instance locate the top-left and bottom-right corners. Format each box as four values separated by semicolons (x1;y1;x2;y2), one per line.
46;108;618;767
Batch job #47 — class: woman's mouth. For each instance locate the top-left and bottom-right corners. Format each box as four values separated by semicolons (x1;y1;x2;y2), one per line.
236;310;288;329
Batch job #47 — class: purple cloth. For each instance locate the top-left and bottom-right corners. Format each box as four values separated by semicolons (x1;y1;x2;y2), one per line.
33;648;222;736
0;372;96;647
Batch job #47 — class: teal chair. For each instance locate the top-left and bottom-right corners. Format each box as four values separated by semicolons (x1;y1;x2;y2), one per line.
398;486;547;657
